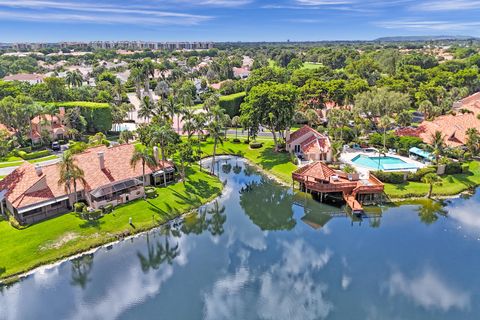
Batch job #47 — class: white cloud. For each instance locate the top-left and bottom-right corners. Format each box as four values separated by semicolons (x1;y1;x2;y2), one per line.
376;19;480;31
0;0;212;25
387;269;470;311
414;0;480;11
341;275;351;290
203;239;334;320
448;202;480;234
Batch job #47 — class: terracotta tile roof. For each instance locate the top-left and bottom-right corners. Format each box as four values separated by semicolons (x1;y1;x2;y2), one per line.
31;114;61;125
0;144;174;210
3;73;45;81
288;125;331;152
418;104;480;147
296;162;336;181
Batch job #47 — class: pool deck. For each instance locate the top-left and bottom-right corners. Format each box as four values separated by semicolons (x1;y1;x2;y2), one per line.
340;149;425;177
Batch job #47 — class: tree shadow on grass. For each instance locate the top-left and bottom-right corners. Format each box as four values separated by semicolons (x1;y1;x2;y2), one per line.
78;219;105;230
0;266;5;276
258;147;291;171
146;200;179;219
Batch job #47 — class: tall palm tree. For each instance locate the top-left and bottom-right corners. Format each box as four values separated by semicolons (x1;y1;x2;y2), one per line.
58;152;86;204
422;173;442;198
131;67;144;98
138;96;154;121
150;124;177;162
378;115;391;151
231;115;240;139
66;70;83;88
130;147;157;190
208;109;225;174
429;130;446;164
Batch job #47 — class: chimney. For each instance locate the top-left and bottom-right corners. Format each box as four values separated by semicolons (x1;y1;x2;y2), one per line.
97;151;105;170
35;164;43;176
153;146;159;163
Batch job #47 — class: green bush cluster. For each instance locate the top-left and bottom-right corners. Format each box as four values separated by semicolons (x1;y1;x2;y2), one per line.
145;186;158;199
218;92;246;117
369;133;424;155
372;170;405;184
74;202;86;213
445;162;463;175
249;142;263;149
407;166;437;182
102;204;113;214
18;149;51;160
54;101;112;133
232;138;241;143
84;209;102;220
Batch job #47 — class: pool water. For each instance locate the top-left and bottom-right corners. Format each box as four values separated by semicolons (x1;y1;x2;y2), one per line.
352;155;420;171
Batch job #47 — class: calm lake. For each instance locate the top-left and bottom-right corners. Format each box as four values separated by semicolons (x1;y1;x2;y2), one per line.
1;156;480;320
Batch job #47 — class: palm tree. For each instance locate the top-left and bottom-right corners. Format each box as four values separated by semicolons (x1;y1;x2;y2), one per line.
231;115;240;139
130;146;157;190
138;96;154;121
119;130;134;144
466;128;480;156
422;173;442;198
66;70;83;88
150;124;177;162
155;80;170;99
131;67;144;98
429;130;446;164
379;115;391;151
58;152;86;204
209;119;224;174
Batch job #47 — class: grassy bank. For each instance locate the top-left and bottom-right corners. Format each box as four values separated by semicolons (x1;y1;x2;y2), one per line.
0;166;222;280
385;161;480;199
200;139;297;184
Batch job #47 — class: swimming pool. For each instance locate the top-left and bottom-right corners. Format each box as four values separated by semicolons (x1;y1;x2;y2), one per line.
352;155;420;171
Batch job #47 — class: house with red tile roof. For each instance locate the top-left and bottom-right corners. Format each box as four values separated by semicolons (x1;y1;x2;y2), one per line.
286;125;332;162
414;92;480;147
30;110;68;143
0;144;175;224
292;161;384;213
3;73;45;84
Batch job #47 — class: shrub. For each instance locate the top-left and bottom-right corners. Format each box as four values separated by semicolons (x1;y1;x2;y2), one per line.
54;101;112;133
102;204;113;214
218;92;246;117
232;138;241;143
407;166;437;182
372;170;405;184
84;209;102;220
19;149;51;160
461;163;470;173
74;202;86;213
145;189;158;199
249;142;263;149
445;162;463;175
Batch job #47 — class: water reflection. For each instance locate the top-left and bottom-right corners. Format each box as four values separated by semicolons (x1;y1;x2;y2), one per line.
1;157;480;320
70;254;94;289
239;178;295;231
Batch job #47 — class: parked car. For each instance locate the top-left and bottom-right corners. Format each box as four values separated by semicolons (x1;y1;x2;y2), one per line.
51;141;60;151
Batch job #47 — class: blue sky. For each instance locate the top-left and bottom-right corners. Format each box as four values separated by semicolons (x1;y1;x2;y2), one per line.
0;0;479;42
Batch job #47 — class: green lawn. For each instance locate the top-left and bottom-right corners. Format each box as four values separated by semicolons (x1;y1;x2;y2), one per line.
200;139;297;184
0;160;24;168
302;62;323;69
0;166;222;280
28;155;58;164
384;161;480;199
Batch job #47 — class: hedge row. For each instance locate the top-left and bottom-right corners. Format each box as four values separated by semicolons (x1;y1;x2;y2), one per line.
18;149;51;160
219;92;246;117
54;101;113;133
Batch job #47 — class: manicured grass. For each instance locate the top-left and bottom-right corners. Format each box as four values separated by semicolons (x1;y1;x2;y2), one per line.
200;139;297;184
384;161;480;199
28;155;58;164
0;161;24;168
0;166;222;280
302;62;323;69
